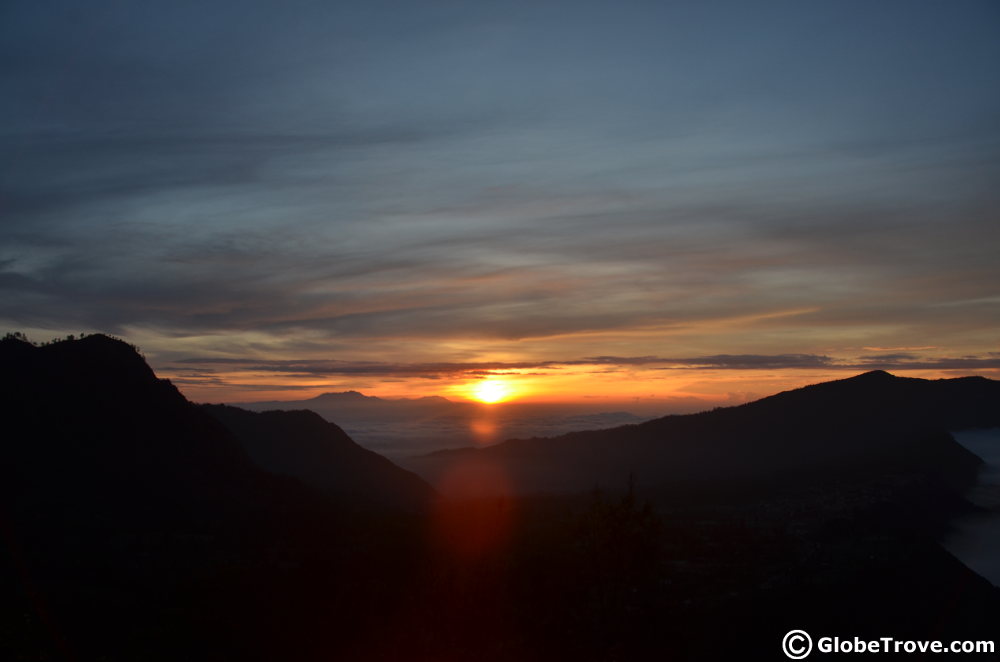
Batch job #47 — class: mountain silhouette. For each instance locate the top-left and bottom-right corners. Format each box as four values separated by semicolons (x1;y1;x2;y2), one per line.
0;333;441;660
201;404;435;509
409;371;1000;496
1;334;431;516
241;389;463;418
2;333;265;521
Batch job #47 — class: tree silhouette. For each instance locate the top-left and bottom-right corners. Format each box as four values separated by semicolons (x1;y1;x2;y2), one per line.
573;475;665;651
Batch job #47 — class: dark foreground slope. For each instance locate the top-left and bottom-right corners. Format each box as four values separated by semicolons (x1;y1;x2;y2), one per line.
0;335;432;661
2;339;998;661
1;334;314;529
409;370;1000;496
201;404;435;509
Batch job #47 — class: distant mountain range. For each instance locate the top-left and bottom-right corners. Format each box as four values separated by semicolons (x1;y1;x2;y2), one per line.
5;333;995;508
234;390;648;459
406;370;1000;496
247;390;458;417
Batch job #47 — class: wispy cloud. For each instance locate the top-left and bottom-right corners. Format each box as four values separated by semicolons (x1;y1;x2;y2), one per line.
172;352;1000;382
2;0;998;402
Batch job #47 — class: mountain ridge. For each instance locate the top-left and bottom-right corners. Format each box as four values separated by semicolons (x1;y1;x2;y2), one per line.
201;404;436;509
406;370;1000;496
1;333;434;513
304;390;454;404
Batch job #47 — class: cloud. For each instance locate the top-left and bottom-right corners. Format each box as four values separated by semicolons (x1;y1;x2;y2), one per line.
173;352;840;379
843;356;1000;371
165;352;1000;393
2;0;999;378
853;353;918;363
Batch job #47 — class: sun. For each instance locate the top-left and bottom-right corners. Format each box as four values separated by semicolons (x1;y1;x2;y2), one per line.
472;379;511;404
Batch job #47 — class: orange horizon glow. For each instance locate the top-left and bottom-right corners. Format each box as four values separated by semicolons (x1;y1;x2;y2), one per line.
156;361;1000;416
68;312;994;410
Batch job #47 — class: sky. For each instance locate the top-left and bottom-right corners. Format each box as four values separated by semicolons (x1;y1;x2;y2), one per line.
2;0;999;409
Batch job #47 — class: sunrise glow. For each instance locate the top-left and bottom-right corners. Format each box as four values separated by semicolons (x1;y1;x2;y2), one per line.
471;379;512;404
